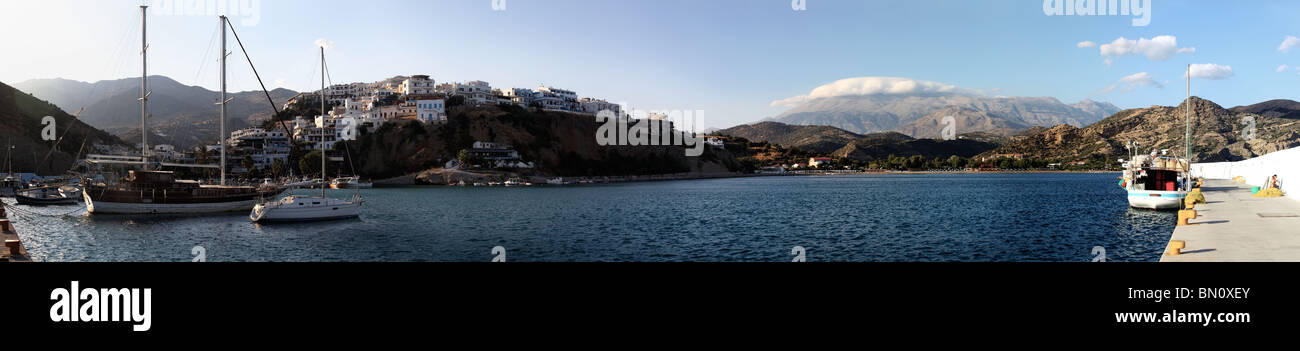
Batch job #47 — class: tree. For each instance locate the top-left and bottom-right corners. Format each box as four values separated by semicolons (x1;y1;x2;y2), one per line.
271;158;287;178
241;155;256;173
299;151;335;177
947;155;966;169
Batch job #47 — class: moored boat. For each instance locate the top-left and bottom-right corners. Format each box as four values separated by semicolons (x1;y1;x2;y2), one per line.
329;176;372;189
84;170;276;214
15;186;78;206
251;44;363;223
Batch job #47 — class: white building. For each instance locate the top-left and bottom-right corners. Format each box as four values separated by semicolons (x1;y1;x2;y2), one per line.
416;99;446;124
581;98;621;116
450;80;494;105
401;75;436;96
534;86;580;111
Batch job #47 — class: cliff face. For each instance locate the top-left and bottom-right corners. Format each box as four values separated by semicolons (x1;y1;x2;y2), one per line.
348;105;745;179
977;97;1300;162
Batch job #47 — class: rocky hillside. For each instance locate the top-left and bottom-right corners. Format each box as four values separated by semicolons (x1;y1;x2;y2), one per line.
0;81;128;174
977;97;1300;163
830;134;999;161
716;121;1000;162
769;93;1118;136
715;121;865;153
348;105;747;179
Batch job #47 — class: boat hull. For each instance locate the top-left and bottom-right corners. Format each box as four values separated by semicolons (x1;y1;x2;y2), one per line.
84;191;259;214
1128;190;1186;210
16;195;77;206
250;201;361;222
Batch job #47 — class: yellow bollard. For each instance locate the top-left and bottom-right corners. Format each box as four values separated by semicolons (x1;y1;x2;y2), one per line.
1167;240;1186;256
1177;210;1198;226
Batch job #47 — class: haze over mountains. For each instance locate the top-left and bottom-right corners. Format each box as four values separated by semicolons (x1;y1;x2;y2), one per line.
13;76;297;148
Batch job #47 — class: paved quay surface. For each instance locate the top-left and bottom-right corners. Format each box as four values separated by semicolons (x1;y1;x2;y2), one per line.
1161;179;1300;262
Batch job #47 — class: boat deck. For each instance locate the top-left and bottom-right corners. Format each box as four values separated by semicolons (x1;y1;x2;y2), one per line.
1161;179;1300;262
1;207;32;262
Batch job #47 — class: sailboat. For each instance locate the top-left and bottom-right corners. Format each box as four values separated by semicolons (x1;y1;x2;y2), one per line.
250;46;362;223
82;9;277;214
1120;65;1192;210
1;139;19;197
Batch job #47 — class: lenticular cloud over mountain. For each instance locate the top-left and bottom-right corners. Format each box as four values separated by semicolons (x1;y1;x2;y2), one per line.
770;77;974;107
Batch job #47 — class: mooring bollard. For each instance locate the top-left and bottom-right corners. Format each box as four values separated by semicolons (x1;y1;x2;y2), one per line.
4;240;19;255
1167;240;1186;256
1177;210;1197;226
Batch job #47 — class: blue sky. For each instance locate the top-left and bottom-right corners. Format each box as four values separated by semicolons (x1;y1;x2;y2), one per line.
3;0;1300;129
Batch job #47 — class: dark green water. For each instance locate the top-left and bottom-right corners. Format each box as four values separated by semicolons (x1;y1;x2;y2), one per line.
4;173;1175;262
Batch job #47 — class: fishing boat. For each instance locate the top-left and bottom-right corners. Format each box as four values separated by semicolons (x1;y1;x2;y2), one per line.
1121;153;1188;210
329;176;372;189
15;186;78;206
250;45;362;223
83;9;276;215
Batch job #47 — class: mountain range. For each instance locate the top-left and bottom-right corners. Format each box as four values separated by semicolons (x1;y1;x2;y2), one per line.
13;76;297;149
977;97;1300;163
769;93;1119;137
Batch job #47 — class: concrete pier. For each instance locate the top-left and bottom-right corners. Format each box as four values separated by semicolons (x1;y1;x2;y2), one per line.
1161;179;1300;262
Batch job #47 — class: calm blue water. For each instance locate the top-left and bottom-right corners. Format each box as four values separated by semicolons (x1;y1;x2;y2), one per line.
4;173;1176;262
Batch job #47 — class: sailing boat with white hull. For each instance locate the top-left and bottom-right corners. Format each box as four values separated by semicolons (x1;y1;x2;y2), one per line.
250;46;362;223
83;9;276;215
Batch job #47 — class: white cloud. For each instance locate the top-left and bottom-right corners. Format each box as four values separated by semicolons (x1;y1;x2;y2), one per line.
1278;64;1290;73
1279;36;1300;53
314;38;335;50
1185;63;1234;80
1119;72;1162;88
1177;47;1196;54
1097;35;1191;62
770;77;972;107
1077;41;1096;48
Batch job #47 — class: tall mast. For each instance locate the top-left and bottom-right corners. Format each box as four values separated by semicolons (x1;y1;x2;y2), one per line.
320;46;326;198
139;5;150;170
1186;64;1192;175
219;16;228;186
